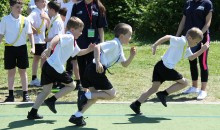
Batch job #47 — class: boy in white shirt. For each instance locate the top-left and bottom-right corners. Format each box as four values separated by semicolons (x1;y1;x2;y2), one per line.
28;0;50;87
69;23;136;126
0;0;35;102
130;27;209;115
27;17;95;120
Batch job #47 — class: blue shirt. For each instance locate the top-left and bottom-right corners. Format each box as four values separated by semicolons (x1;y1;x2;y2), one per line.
71;0;108;49
183;0;213;34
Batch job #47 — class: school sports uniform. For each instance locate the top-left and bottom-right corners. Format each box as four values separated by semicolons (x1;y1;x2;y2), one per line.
82;38;126;90
41;31;81;85
153;36;193;83
28;8;48;55
183;0;213;82
71;0;108;85
0;14;33;69
47;14;64;47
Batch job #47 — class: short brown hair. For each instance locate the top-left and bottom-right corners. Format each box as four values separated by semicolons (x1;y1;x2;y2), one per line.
186;27;203;40
114;23;132;38
10;0;23;6
66;16;84;30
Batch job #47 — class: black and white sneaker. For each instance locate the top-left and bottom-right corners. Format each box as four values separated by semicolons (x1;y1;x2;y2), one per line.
69;115;86;126
27;112;43;120
44;99;57;113
130;102;142;115
156;91;167;107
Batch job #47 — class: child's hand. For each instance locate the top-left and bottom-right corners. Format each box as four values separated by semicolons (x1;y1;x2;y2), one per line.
88;43;96;51
41;13;49;20
30;48;35;55
130;47;136;57
41;49;51;59
201;42;209;51
151;44;157;55
96;62;104;73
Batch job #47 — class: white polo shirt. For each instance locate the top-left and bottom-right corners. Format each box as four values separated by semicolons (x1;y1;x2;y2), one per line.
162;35;193;69
47;14;64;46
0;14;33;46
47;31;80;73
93;38;126;68
28;8;48;44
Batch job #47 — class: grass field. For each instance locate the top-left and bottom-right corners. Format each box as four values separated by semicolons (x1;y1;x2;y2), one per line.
1;103;220;130
0;40;220;103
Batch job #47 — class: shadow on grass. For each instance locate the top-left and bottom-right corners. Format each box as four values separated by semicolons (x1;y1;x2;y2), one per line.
113;114;171;124
1;119;56;130
54;126;97;130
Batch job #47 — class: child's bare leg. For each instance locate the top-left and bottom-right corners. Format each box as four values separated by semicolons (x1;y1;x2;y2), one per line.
72;60;80;80
40;57;46;68
80;87;98;113
54;82;75;99
33;84;53;109
137;81;161;103
32;56;40;77
8;68;16;90
89;88;116;100
192;80;198;88
18;68;28;91
166;78;188;94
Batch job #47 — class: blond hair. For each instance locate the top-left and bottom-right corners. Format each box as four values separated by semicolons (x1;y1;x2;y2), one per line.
114;23;132;38
66;16;84;30
186;27;203;40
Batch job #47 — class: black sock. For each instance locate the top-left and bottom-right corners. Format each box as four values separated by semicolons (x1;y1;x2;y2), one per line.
135;100;141;106
161;90;169;96
48;96;57;102
75;80;81;85
23;91;28;98
9;90;14;97
30;108;38;115
32;75;37;80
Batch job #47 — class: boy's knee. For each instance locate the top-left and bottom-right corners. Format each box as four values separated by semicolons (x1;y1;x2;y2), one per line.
109;90;117;99
182;78;189;87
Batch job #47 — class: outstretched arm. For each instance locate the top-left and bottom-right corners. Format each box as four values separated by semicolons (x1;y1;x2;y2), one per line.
188;42;209;61
77;43;95;56
151;35;170;55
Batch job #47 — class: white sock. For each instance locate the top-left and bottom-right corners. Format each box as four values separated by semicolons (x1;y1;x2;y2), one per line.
74;111;83;117
85;92;92;99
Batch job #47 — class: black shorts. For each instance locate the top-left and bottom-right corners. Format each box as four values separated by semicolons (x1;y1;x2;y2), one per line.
34;44;47;56
4;45;29;69
41;61;73;85
82;63;113;90
152;60;183;83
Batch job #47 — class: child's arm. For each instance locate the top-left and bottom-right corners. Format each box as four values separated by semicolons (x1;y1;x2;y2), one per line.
77;43;95;56
93;44;104;73
41;13;50;29
121;47;136;67
0;34;3;44
28;34;35;54
41;35;60;59
151;35;171;55
188;42;209;61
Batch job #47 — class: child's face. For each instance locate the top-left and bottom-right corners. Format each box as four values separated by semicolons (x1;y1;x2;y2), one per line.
11;3;23;15
36;0;47;9
120;29;132;44
188;37;201;47
71;27;83;39
47;7;53;17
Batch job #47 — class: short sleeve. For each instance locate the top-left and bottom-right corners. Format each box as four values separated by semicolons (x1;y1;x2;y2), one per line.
25;17;33;34
53;21;64;35
71;44;81;57
169;36;186;47
204;1;213;16
100;41;115;54
27;11;36;24
59;34;74;47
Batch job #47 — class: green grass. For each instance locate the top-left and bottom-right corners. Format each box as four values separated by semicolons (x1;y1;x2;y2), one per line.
0;40;220;102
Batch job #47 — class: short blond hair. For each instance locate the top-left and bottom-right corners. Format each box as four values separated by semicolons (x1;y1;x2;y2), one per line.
66;17;84;30
186;27;203;40
114;23;132;38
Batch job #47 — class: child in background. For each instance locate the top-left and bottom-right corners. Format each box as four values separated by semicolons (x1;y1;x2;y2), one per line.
28;0;50;87
0;0;35;102
69;23;136;126
27;17;95;120
130;27;209;115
